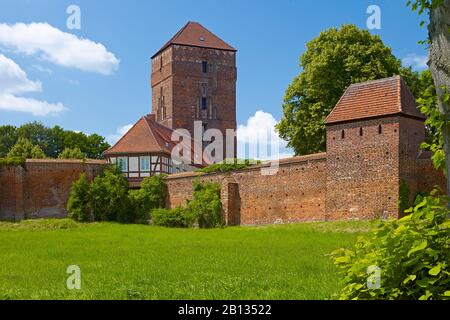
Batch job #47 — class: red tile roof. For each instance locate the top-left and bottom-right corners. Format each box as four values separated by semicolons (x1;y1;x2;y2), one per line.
152;21;236;58
325;76;425;124
104;114;209;166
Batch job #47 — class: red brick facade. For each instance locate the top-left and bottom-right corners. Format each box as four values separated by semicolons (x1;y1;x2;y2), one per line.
0;160;105;221
151;22;237;159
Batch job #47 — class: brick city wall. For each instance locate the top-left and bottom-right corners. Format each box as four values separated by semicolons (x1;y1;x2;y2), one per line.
0;159;106;221
165;154;327;225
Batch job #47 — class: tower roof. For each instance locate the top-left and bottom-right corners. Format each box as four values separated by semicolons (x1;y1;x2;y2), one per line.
152;21;236;58
104;114;209;166
325;76;425;125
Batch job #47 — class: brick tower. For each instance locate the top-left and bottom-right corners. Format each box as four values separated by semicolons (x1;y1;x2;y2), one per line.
150;22;237;161
324;76;426;220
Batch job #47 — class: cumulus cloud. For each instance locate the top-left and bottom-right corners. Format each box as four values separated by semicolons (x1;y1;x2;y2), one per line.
107;123;133;145
0;54;65;116
402;54;428;70
0;94;65;116
0;54;42;94
237;110;294;160
0;22;119;75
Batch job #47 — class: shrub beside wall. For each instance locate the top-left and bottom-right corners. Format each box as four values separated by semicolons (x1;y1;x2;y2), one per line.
152;180;223;229
67;167;165;224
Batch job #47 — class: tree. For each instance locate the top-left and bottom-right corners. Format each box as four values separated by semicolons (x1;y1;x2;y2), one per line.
90;166;130;222
67;174;92;222
276;24;421;155
0;122;110;159
7;137;45;159
129;175;166;223
0;125;18;157
58;147;86;160
408;0;450;195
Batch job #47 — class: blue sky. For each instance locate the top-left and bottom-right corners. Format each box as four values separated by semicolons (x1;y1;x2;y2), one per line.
0;0;427;156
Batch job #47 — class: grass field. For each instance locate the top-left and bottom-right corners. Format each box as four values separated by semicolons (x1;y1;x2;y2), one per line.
0;219;376;300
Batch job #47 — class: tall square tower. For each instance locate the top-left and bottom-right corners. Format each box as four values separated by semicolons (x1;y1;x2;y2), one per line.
151;22;237;161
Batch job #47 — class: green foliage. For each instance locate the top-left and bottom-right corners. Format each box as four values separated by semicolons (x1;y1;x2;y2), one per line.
0;157;26;166
151;206;194;228
188;180;223;228
0;122;110;159
90;166;131;223
67;174;92;222
58;147;86;160
198;159;260;173
415;70;445;172
151;180;223;229
129;175;166;224
276;24;418;155
332;191;450;300
399;180;411;214
7;137;45;159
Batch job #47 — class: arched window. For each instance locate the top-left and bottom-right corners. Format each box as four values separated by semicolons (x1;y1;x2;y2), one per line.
359;127;363;136
341;130;345;139
378;125;382;134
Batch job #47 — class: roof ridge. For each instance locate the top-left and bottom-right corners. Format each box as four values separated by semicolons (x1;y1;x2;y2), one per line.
144;116;166;152
104;117;144;154
347;75;399;88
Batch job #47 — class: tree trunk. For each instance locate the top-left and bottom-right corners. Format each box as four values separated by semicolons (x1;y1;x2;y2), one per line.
428;0;450;196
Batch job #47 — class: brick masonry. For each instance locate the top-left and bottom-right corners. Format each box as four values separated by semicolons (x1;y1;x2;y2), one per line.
151;44;237;158
0;159;105;221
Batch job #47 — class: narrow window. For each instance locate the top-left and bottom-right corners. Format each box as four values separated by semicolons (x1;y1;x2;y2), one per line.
359;127;363;136
117;157;128;172
140;156;150;172
341;130;345;139
201;97;207;110
202;61;208;73
378;125;382;134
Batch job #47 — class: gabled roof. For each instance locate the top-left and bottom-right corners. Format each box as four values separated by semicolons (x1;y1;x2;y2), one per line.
151;21;236;58
104;114;209;166
325;76;426;125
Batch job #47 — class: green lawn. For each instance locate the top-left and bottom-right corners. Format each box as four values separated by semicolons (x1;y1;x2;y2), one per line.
0;219;376;300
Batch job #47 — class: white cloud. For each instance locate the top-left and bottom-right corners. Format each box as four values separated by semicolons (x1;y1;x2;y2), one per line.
0;23;119;75
0;94;65;116
0;54;65;116
402;54;428;70
237;110;294;160
0;54;41;94
107;123;133;145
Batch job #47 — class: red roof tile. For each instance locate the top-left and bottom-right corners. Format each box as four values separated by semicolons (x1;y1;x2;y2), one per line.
325;76;425;124
152;21;236;58
104;114;209;166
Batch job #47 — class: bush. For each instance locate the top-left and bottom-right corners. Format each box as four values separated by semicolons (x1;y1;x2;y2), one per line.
398;180;411;215
0;157;25;166
67;174;91;222
197;159;260;174
188;180;223;228
90;166;131;222
151;206;194;228
331;190;450;300
130;175;166;224
58;147;86;160
7;137;45;159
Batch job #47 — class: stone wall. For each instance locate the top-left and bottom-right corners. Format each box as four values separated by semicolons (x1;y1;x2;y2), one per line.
0;159;106;221
165;154;327;225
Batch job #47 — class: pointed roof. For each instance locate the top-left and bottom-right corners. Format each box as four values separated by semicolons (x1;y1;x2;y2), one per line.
152;21;236;58
325;76;426;125
104;114;209;166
